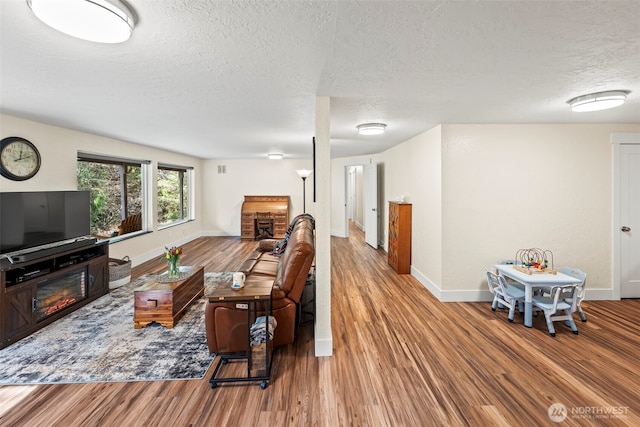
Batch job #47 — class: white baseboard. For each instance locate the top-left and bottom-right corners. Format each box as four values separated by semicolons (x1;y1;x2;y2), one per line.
200;231;236;237
580;289;616;301
410;266;618;302
411;267;493;302
314;337;333;357
331;228;347;238
127;231;206;267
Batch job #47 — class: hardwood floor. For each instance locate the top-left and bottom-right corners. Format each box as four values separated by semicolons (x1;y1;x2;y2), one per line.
1;225;640;426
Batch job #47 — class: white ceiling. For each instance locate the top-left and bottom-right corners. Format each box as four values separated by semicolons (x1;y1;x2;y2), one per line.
1;0;639;160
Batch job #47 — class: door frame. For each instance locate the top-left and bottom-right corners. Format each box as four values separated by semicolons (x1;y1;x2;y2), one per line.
346;166;356;224
342;158;376;239
611;132;640;300
363;163;378;248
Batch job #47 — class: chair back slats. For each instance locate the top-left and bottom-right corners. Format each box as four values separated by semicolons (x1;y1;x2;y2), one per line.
532;284;580;336
560;267;587;285
547;285;578;312
486;271;525;322
559;266;588;322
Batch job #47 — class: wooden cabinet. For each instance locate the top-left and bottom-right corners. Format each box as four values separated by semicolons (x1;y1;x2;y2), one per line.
1;241;109;349
272;211;289;238
240;196;290;240
388;202;412;274
3;284;35;341
88;259;109;298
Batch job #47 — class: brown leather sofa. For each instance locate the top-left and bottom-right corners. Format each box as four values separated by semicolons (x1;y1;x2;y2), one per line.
205;215;315;353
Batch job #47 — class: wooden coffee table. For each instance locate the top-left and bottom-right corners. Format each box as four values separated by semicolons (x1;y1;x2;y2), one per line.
133;266;204;329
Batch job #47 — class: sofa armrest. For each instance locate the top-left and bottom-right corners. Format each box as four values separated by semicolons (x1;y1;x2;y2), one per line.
257;239;278;252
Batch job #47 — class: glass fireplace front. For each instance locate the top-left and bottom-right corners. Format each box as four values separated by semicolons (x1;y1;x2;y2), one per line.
36;268;87;321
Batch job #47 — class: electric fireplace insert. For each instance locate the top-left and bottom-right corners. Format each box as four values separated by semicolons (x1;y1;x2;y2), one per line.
35;268;87;322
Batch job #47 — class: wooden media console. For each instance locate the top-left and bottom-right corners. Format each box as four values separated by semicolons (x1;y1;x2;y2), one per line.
0;241;109;349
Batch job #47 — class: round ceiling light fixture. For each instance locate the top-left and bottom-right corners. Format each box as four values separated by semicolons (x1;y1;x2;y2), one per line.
27;0;135;44
357;123;387;136
568;90;630;112
267;153;284;160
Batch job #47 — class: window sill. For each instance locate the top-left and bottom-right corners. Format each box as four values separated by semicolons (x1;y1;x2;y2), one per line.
98;230;152;245
158;218;194;231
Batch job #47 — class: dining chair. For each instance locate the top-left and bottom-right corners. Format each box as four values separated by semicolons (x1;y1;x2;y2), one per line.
531;284;579;337
486;271;525;322
559;266;587;322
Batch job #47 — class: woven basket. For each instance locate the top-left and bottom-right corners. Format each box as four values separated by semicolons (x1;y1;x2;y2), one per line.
109;256;131;289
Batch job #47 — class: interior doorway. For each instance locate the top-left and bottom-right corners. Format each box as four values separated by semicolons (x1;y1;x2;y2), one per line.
612;133;640;299
346;165;364;232
618;143;640;298
345;163;379;247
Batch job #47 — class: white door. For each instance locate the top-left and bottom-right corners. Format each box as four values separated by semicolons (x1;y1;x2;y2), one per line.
620;144;640;298
347;168;356;221
364;163;378;248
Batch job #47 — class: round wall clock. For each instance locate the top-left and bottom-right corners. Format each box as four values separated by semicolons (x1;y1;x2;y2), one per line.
0;136;42;181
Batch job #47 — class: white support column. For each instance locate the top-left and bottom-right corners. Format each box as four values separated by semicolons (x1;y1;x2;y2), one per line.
314;96;333;356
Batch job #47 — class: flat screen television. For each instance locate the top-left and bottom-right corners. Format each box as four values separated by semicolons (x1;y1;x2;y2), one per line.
0;191;91;255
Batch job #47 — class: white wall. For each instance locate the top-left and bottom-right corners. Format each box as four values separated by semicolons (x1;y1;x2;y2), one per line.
314;96;332;357
439;124;633;300
0;114;204;264
201;158;315;236
372;126;443;293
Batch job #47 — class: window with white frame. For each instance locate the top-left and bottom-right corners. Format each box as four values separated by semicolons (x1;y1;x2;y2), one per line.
77;153;149;238
157;163;192;227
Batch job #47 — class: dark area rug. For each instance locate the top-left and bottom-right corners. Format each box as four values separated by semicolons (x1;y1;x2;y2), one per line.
0;272;231;385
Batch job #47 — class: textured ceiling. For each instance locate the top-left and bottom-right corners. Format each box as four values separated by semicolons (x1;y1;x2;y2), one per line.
1;0;639;159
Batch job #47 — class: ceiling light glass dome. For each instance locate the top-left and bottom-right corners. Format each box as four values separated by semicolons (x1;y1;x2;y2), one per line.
27;0;135;44
357;123;387;136
568;90;629;112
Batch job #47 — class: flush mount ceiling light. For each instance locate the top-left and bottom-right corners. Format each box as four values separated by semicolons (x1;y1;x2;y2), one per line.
357;123;387;136
568;90;630;112
27;0;135;44
268;153;283;160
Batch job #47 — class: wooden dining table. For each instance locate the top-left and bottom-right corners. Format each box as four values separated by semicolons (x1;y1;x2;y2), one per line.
493;264;582;327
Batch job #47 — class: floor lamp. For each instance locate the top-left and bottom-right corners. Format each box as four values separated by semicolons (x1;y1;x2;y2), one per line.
296;169;312;213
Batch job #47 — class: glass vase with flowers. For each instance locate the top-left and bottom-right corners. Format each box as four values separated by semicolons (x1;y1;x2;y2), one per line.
165;246;182;278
